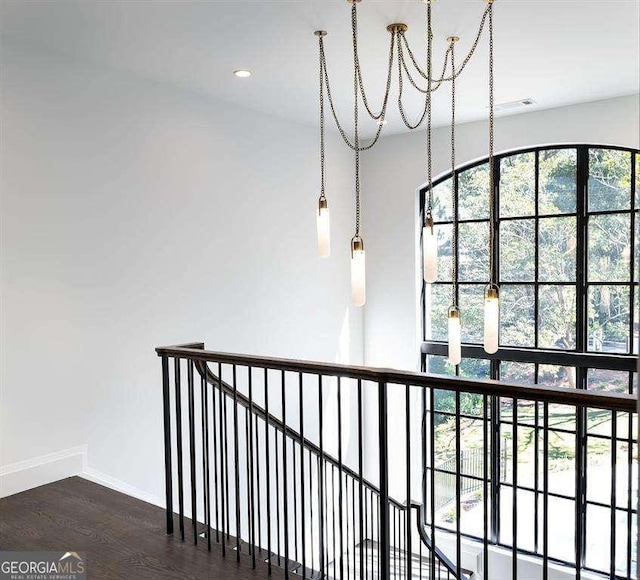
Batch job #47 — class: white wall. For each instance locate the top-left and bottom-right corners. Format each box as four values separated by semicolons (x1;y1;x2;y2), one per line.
0;41;361;498
361;94;640;372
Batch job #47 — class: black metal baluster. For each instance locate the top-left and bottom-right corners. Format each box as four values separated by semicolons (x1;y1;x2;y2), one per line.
245;407;251;556
358;380;365;580
282;370;290;578
174;358;185;541
265;368;272;575
455;391;461;578
534;402;540;555
299;373;307;579
626;409;633;579
222;364;231;544
377;494;381;580
483;394;489;580
351;477;356;580
318;375;326;578
248;367;256;568
512;397;518;579
256;412;262;556
332;465;337;580
211;364;220;544
610;410;617;580
219;362;228;556
542;402;549;580
232;365;241;560
187;360;198;545
346;473;350;580
337;378;344;580
576;407;586;580
202;365;211;551
405;384;412;580
378;381;390;580
275;412;282;566
309;448;314;576
293;440;299;568
161;356;173;535
430;388;437;580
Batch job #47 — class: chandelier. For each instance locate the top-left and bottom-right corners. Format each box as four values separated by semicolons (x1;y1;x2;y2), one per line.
316;0;499;362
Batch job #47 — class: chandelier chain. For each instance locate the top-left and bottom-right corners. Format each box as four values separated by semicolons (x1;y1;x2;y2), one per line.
353;3;361;237
320;35;389;152
397;34;429;130
400;6;490;84
319;35;326;199
353;4;395;121
488;2;496;285
426;2;433;216
450;38;458;306
399;32;451;95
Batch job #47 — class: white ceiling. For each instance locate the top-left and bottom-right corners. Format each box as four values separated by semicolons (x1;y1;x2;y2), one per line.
1;0;638;137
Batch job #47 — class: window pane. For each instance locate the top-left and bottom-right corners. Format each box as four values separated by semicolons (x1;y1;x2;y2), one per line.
588;148;631;212
539;364;577;388
501;285;535;347
588;213;631;282
458;164;489;221
587;285;630;353
459;284;484;344
587;369;630;393
539;216;576;282
538;285;576;349
539;148;577;214
427;355;456;376
427;284;451;341
500;361;535;384
458;221;489;282
500;152;536;218
459;358;490;380
435;223;453;282
432;178;453;222
500;219;535;282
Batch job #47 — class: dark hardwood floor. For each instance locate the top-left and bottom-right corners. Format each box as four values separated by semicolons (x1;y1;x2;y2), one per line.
0;477;285;580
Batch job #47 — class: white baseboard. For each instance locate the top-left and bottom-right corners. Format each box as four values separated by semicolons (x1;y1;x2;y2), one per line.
81;467;164;508
0;445;87;498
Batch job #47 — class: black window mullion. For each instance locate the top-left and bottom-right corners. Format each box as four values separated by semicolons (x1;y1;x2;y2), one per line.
576;146;589;355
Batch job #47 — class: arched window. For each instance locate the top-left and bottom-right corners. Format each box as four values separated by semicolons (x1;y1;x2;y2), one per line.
419;145;639;575
420;145;640;577
421;145;639;393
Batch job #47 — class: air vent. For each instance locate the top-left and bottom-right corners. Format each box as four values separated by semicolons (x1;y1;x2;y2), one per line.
494;98;536;111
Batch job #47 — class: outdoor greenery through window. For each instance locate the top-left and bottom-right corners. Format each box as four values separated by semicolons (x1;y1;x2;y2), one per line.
420;145;639;576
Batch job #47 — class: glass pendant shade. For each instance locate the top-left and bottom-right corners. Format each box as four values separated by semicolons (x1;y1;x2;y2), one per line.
447;305;461;366
317;196;330;258
351;236;366;307
422;214;438;283
483;284;500;354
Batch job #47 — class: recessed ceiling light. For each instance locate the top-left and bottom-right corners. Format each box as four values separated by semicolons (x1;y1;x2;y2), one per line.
233;70;251;78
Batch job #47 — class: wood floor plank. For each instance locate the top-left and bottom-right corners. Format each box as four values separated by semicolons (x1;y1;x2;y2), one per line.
0;477;286;580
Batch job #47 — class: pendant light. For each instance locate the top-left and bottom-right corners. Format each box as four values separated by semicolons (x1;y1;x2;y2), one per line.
447;36;461;366
315;30;331;258
349;0;366;307
483;1;500;354
422;1;438;284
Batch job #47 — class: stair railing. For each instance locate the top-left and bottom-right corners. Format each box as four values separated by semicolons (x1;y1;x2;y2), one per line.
157;342;637;580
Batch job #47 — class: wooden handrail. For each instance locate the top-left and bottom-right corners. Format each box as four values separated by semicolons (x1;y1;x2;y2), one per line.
156;343;637;413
